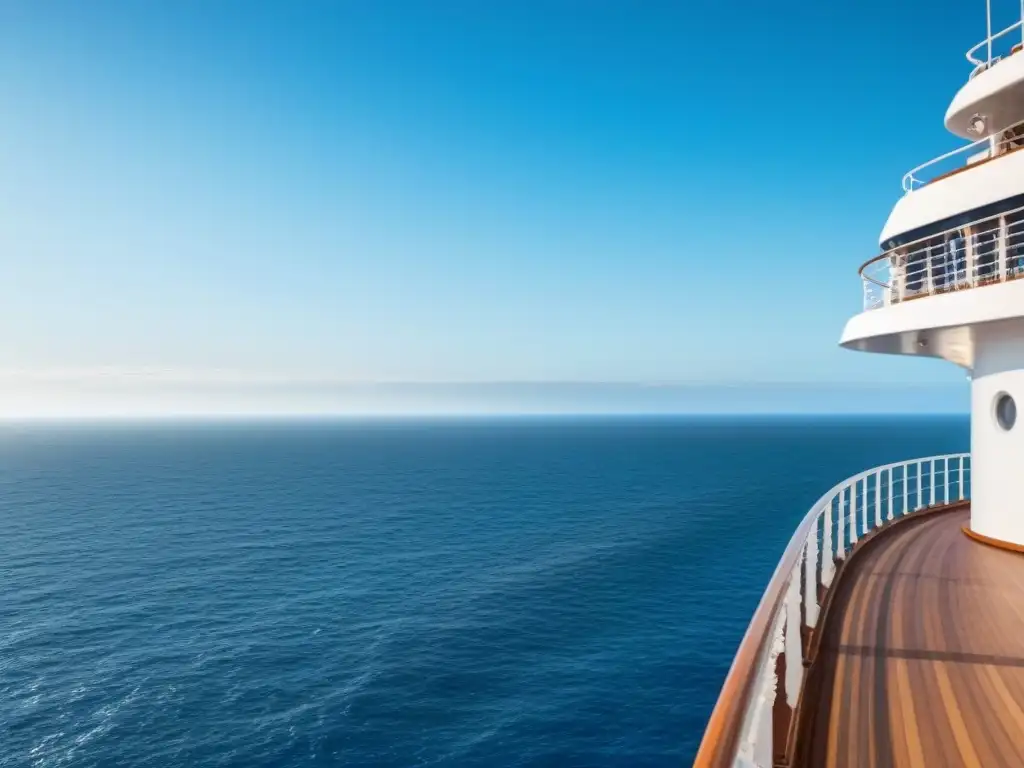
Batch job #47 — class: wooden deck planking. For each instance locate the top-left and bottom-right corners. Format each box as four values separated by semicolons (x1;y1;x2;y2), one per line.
804;507;1024;767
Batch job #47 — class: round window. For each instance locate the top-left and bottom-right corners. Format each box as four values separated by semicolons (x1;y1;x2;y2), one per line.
996;393;1017;431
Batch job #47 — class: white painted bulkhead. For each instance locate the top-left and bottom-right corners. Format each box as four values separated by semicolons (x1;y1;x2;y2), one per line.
844;311;1024;545
880;149;1024;247
840;279;1024;368
843;304;1024;544
946;53;1024;139
969;320;1024;544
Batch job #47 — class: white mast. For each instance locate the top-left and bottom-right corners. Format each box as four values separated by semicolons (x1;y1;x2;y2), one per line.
988;0;993;66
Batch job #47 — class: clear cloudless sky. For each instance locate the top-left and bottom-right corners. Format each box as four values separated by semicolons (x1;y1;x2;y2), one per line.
0;0;997;415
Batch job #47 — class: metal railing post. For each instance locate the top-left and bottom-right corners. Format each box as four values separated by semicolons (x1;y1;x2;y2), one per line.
897;250;906;302
862;477;870;535
804;534;819;628
837;490;846;559
903;463;908;516
887;468;894;521
926;244;935;295
966;226;976;287
1000;215;1008;282
944;457;950;503
822;496;835;587
921;462;929;512
850;484;859;546
874;471;882;528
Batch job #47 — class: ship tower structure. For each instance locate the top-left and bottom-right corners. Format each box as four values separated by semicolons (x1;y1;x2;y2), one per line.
693;5;1024;768
844;0;1024;549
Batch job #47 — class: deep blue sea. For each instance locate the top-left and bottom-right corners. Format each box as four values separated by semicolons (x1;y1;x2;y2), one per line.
0;416;969;767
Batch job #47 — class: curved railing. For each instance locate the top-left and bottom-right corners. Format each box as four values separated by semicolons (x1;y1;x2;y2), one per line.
694;454;971;768
966;18;1024;77
902;117;1024;192
859;204;1024;310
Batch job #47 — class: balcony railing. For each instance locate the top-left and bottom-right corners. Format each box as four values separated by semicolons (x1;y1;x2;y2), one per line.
859;204;1024;311
902;117;1024;192
693;454;971;768
966;17;1024;78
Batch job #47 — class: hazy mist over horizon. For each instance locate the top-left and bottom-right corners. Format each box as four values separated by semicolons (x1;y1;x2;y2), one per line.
0;369;968;418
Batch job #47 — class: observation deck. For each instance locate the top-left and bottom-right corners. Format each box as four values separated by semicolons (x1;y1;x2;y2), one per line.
860;203;1024;312
875;118;1024;261
693;455;1024;768
947;19;1024;138
900;118;1024;194
839;204;1024;369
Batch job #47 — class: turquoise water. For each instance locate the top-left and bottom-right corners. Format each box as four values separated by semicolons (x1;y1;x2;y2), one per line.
0;416;969;767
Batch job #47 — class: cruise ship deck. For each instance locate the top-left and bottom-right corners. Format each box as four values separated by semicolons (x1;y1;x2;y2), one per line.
804;505;1024;767
694;3;1024;765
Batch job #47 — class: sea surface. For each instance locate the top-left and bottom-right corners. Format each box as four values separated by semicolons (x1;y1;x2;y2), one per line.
0;416;969;767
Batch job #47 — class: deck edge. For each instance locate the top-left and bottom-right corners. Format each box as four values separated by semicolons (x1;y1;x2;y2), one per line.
962;524;1024;554
789;500;970;767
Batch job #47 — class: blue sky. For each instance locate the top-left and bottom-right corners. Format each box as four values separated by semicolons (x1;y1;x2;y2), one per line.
0;1;994;415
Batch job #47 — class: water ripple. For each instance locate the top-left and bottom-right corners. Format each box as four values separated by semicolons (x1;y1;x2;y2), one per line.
0;418;969;766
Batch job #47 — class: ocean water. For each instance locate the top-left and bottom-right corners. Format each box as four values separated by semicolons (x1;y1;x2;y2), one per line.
0;416;969;768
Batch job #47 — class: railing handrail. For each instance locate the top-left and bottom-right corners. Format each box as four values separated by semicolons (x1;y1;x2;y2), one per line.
858;201;1024;291
693;465;829;767
902;116;1024;192
694;453;971;768
902;139;988;192
966;19;1024;69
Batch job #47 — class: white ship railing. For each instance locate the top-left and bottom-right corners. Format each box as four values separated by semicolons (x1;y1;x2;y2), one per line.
966;15;1024;78
859;203;1024;311
694;454;971;768
902;116;1024;192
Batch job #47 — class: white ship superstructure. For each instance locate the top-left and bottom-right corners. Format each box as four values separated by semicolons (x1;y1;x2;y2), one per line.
695;5;1024;766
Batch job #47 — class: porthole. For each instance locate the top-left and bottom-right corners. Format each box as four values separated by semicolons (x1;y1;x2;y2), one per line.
996;393;1017;431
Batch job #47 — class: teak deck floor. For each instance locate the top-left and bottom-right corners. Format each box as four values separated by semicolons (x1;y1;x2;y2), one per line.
805;507;1024;767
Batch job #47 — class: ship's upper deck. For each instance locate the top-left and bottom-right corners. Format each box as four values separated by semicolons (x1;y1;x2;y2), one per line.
804;505;1024;767
841;116;1024;366
693;455;984;768
693;452;1024;767
878;9;1024;250
947;18;1024;138
880;118;1024;250
861;202;1024;314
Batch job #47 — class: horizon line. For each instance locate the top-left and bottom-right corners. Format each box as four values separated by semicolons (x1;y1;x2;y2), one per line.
0;411;971;422
0;369;967;388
